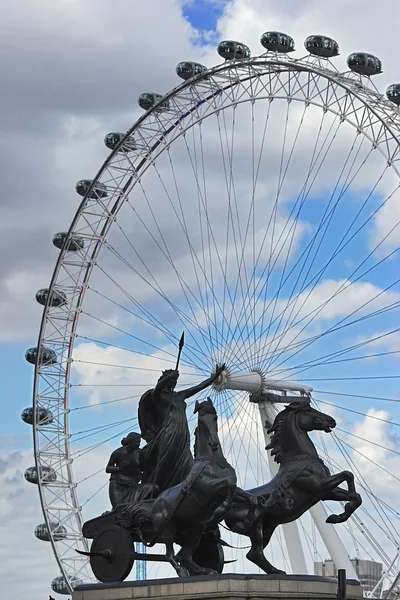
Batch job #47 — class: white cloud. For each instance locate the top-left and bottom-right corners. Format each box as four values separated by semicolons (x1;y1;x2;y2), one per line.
71;340;202;406
275;279;400;326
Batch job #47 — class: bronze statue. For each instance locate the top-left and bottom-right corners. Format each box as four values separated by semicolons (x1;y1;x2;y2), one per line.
79;333;362;583
138;365;225;493
80;398;236;580
105;432;155;508
224;400;362;574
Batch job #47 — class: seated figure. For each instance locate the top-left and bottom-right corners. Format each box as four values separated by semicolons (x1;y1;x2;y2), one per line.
106;432;156;508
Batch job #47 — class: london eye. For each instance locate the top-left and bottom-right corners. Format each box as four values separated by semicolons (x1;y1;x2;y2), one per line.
22;32;400;597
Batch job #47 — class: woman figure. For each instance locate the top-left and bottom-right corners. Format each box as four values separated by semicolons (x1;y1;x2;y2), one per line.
106;432;155;509
138;365;225;494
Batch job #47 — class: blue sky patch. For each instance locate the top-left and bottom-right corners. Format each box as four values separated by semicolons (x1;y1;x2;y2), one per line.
183;0;227;41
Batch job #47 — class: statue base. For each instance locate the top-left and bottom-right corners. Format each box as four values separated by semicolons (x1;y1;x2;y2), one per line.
74;573;362;600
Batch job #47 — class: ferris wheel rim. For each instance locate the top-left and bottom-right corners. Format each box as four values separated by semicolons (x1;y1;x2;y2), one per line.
31;51;400;592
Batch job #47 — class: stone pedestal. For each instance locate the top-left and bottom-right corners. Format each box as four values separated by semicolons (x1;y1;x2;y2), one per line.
74;573;362;600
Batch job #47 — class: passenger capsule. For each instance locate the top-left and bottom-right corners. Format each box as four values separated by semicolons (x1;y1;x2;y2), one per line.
21;407;53;426
217;40;251;60
24;466;57;485
52;232;85;251
25;346;57;366
386;84;400;105
138;93;170;112
35;522;67;542
260;31;295;53
51;576;82;595
176;62;207;80
104;132;136;152
75;179;108;198
347;53;382;76
35;288;67;308
304;35;339;58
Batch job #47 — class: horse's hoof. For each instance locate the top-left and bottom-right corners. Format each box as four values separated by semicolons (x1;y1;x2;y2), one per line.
271;569;286;575
177;567;190;577
326;514;340;524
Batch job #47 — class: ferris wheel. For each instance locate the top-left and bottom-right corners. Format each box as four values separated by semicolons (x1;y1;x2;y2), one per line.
21;31;400;597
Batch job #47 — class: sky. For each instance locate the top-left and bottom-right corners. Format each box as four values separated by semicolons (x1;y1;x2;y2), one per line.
1;0;400;599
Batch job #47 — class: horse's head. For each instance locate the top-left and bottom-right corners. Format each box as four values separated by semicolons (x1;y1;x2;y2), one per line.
288;400;336;433
267;399;336;463
194;398;219;453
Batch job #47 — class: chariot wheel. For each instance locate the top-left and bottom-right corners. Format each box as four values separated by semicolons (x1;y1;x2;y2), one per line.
89;525;134;583
23;30;400;598
193;534;224;574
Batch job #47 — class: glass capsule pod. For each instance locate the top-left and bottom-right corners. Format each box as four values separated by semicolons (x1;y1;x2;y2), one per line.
51;576;82;595
21;407;53;426
35;522;67;542
304;35;339;58
104;132;136;152
387;84;400;105
260;31;295;53
52;231;85;251
75;179;108;198
217;40;251;60
347;53;382;76
176;61;208;80
138;93;170;112
24;466;57;485
35;288;67;308
25;346;57;366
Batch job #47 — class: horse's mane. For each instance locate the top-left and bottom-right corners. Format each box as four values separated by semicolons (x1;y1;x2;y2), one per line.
193;398;217;458
266;400;310;463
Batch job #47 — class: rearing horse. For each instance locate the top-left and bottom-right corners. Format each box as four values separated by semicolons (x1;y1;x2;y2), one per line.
224;400;362;574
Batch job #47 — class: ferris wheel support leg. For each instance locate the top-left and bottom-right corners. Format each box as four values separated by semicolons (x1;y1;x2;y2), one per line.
308;503;358;580
257;400;308;574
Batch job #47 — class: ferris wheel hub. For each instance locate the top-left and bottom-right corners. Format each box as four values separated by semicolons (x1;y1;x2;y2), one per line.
214;368;313;396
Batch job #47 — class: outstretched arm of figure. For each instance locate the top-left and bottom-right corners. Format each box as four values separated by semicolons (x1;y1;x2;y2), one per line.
105;450;120;474
182;364;226;400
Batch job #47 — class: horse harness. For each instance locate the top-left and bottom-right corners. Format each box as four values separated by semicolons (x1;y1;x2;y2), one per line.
238;455;328;532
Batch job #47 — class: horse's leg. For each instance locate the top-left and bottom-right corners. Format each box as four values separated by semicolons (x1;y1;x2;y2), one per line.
300;469;360;523
320;471;357;498
246;520;284;575
176;529;216;576
164;530;189;578
322;486;362;524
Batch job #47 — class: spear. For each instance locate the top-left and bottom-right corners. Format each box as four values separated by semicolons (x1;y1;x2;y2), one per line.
175;331;185;370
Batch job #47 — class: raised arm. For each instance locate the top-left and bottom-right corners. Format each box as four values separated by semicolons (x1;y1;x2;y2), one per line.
105;450;120;474
182;364;225;400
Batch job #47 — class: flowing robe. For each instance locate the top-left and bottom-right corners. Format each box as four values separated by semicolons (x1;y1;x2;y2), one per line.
138;389;193;493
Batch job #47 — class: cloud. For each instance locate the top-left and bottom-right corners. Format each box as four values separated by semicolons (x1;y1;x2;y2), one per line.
275;279;400;327
71;340;202;406
0;0;202;344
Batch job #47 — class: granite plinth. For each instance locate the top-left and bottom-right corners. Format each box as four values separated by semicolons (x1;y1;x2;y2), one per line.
73;573;362;600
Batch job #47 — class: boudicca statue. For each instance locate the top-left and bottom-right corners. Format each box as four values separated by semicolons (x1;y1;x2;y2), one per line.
137;363;226;493
79;333;362;582
79;396;236;581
